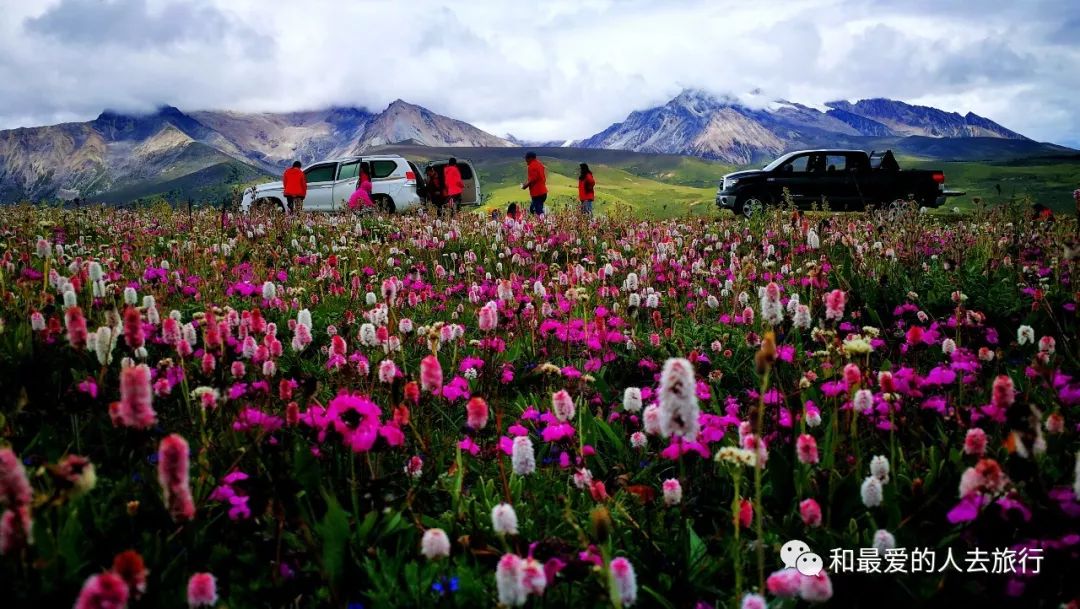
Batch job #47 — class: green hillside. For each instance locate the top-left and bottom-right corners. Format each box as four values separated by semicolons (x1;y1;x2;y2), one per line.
97;160;269;207
907;155;1080;212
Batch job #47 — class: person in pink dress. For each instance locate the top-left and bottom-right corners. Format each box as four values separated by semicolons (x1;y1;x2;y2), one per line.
348;162;374;211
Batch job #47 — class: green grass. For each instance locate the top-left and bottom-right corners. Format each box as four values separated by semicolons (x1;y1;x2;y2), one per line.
478;162;717;218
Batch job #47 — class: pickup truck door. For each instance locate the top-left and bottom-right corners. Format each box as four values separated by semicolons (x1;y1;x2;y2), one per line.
302;163;338;211
332;160;361;209
768;152;814;206
847;153;888;206
817;154;859;210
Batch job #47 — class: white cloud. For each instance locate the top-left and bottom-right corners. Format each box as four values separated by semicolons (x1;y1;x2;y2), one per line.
0;0;1077;146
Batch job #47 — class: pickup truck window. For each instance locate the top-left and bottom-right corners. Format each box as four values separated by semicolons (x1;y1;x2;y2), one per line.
337;161;359;181
825;155;847;172
781;155;810;173
304;164;337;183
371;160;398;179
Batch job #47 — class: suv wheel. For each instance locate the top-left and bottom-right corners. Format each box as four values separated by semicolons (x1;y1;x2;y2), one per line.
374;195;396;214
256;198;284;213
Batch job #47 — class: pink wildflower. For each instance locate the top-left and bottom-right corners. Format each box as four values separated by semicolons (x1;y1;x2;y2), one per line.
0;506;32;555
799;498;822;527
115;364;157;429
824;289;846;321
796;434;819;464
766;568;802;597
658;357;700;442
112;550;148;598
123;306;144;350
65;306;89;349
843;363;861;387
466;397;489;430
479;301;499;332
74;572;129;609
551;390;575;422
158;434;195;522
662;478;682;506
799;571;834;602
610;557;638;606
0;447;32;507
420;355;443;394
964;428;987;456
420;528;451;559
991;375;1015;409
187;572;217;608
741;593;767;609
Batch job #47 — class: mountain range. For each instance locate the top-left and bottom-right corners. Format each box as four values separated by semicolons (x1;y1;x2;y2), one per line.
0;90;1071;203
0;100;511;203
576;89;1067;164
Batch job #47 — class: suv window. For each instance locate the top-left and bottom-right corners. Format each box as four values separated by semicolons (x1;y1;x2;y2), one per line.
337;161;359;181
305;164;337;183
781;155;810;173
370;160;398;179
431;162;474;180
824;155;847;172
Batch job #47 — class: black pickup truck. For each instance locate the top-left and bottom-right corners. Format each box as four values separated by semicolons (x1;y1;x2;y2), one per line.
715;149;963;217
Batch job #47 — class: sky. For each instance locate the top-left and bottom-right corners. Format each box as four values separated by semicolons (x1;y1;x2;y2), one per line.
1;0;1078;147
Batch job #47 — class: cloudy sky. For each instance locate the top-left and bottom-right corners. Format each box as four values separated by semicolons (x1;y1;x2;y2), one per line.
1;0;1078;146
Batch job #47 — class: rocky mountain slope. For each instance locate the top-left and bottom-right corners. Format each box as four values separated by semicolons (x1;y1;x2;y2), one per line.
578;89;1063;164
0;100;512;203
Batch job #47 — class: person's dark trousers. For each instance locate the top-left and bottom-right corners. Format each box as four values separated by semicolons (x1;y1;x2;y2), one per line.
530;194;547;215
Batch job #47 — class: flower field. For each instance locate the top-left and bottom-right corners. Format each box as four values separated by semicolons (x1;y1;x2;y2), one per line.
0;203;1077;608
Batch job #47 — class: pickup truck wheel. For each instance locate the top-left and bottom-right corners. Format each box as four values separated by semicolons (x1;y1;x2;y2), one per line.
737;196;765;219
374;195;396;214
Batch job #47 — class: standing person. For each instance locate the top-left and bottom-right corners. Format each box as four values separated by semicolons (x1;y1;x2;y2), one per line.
283;161;306;213
425;166;444;212
443;158;464;215
521;152;547;215
578;163;595;215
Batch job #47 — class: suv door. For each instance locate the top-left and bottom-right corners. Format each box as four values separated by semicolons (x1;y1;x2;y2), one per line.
303;163;338;210
369;158;403;202
458;161;478;205
332;160;361;209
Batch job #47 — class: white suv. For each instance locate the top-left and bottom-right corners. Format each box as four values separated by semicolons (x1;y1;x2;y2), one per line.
241;155;424;213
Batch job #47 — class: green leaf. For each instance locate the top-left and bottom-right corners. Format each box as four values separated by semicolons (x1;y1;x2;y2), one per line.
315;493;350;589
641;585;678;609
356;510;379;544
292;440;321;495
592;417;626;454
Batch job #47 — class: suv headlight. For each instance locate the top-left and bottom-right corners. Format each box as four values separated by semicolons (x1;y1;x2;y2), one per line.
723;177;739;190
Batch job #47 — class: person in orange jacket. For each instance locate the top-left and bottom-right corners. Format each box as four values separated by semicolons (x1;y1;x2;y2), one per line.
443;158;465;214
282;161;307;213
521;151;547;215
578;163;595;215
